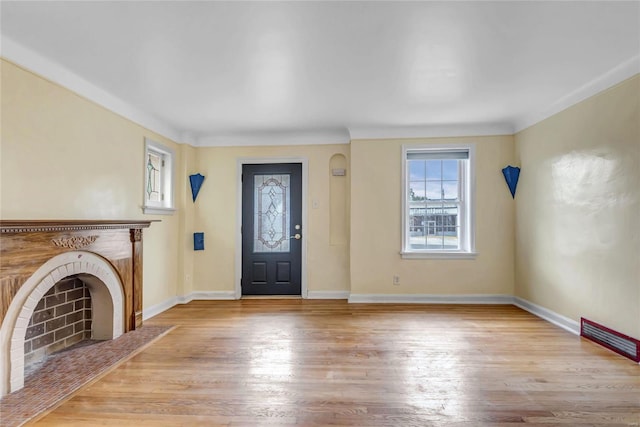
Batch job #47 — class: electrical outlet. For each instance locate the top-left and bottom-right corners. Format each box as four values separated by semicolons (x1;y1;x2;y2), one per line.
393;275;400;286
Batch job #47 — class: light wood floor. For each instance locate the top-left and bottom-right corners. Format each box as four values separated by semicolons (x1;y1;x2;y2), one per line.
32;300;639;426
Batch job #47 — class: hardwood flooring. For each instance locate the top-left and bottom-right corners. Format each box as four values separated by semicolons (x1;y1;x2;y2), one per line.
30;300;640;426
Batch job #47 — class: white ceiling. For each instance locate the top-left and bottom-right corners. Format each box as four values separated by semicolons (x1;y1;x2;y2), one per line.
1;1;639;146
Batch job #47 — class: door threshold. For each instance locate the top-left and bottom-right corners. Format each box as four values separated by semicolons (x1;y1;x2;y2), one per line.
241;295;302;300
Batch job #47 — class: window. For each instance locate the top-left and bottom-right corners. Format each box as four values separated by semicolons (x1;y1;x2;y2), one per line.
402;144;476;259
143;138;175;215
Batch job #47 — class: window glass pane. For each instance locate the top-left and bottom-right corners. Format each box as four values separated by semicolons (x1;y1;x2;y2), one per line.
444;226;460;249
427;228;444;249
443;180;459;200
408;160;426;180
254;174;290;253
408;221;427;250
409;181;425;201
425;160;442;180
425;219;437;235
426;182;442;200
442;160;459;180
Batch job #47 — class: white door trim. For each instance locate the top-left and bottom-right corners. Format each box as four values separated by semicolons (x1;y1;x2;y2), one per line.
235;157;309;299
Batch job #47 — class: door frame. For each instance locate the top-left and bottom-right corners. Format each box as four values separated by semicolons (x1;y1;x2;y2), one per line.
235;157;309;299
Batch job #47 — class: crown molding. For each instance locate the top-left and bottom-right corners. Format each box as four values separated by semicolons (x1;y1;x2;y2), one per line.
514;55;640;133
193;128;351;147
348;122;514;140
0;36;185;144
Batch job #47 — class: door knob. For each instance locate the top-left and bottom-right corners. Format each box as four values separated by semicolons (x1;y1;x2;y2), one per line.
290;233;301;240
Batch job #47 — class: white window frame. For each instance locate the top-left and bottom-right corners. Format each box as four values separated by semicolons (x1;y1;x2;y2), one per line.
401;143;477;259
142;138;176;215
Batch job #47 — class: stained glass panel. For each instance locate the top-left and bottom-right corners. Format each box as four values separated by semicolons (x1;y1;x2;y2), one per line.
146;152;162;202
254;174;290;253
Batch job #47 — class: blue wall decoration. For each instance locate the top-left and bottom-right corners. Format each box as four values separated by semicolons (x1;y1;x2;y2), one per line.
502;165;520;199
193;232;205;251
189;173;205;202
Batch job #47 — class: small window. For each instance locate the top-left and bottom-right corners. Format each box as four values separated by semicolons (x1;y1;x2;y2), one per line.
143;138;175;215
402;144;476;259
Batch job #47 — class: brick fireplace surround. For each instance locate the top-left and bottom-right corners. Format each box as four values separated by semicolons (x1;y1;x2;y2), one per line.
0;220;153;398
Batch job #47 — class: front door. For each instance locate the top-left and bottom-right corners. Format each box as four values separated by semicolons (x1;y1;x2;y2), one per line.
242;163;302;295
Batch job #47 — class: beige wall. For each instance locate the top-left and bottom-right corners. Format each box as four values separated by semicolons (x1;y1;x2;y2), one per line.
191;145;351;295
0;59;183;309
4;54;637;341
515;75;640;338
350;136;516;295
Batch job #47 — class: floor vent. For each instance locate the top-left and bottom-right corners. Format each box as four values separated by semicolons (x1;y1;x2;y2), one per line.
581;318;640;362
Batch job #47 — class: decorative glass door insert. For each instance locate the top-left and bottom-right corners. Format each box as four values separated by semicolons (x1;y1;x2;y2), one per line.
254;174;290;252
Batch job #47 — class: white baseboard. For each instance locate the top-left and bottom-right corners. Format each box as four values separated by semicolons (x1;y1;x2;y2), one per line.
142;291;237;320
143;296;182;321
307;290;350;299
347;293;514;304
187;291;237;301
513;297;580;335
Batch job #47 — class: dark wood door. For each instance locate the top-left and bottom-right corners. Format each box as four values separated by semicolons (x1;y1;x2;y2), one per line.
242;163;302;295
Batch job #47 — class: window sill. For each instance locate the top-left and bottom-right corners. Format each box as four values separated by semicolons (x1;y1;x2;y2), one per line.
400;251;478;260
142;206;176;216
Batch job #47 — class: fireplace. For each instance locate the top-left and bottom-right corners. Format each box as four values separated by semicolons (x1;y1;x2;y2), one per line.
0;220;153;398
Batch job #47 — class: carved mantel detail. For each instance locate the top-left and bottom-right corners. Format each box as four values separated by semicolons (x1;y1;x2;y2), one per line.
51;235;99;249
130;229;142;242
0;220;154;233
